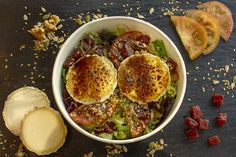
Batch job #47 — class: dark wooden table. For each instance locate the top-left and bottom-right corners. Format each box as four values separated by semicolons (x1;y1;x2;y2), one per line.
0;0;235;157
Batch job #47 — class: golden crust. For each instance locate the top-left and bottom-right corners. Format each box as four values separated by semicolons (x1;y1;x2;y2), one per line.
118;53;170;105
66;55;117;104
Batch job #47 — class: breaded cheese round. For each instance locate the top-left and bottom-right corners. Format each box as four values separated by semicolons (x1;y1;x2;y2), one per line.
118;53;170;105
66;54;117;105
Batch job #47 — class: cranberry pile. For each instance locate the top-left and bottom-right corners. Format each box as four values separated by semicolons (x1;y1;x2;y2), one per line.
184;94;228;146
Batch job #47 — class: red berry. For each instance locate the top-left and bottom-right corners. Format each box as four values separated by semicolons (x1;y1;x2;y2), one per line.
185;117;198;129
197;118;209;130
212;94;224;106
186;128;199;140
208;135;221;146
188;105;203;120
217;113;227;127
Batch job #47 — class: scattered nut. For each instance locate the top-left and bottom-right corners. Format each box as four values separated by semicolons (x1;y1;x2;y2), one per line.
23;14;28;21
44;15;60;31
29;26;46;40
49;15;60;25
44;20;57;31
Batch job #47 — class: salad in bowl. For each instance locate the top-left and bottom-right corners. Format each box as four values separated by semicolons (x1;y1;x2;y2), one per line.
52;16;186;144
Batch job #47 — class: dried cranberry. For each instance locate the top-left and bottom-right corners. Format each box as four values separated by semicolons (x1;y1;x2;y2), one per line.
188;105;203;120
217;113;227;127
208;135;221;146
186;128;199;140
212;94;224;106
136;35;151;44
197;118;209;130
184;117;198;129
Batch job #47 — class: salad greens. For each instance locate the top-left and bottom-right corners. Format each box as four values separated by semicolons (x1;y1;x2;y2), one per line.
110;110;130;140
149;39;168;58
98;133;113;140
167;83;177;98
114;26;127;36
88;32;103;45
62;68;67;83
62;28;178;140
144;112;163;134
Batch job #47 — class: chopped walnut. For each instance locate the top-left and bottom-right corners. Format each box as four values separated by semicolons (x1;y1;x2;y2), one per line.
50;15;60;24
29;26;46;40
44;20;56;31
28;13;64;51
44;15;60;31
146;139;167;157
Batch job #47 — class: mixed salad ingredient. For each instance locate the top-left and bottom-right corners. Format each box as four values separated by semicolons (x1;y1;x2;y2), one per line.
171;1;233;60
62;29;179;139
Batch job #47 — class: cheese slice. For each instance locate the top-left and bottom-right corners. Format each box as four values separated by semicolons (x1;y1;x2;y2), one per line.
66;54;117;104
20;107;67;155
118;53;170;104
3;86;50;136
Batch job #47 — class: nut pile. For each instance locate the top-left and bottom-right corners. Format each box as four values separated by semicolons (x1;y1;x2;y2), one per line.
146;139;167;157
28;14;64;51
105;144;128;157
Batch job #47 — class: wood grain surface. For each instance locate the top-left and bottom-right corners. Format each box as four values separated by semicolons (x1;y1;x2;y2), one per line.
0;0;235;157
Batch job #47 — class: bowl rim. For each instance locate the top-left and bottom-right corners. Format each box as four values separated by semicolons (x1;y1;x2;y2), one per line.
52;16;187;144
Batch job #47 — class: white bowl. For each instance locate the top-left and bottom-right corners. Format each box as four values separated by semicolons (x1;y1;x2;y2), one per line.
52;16;186;144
